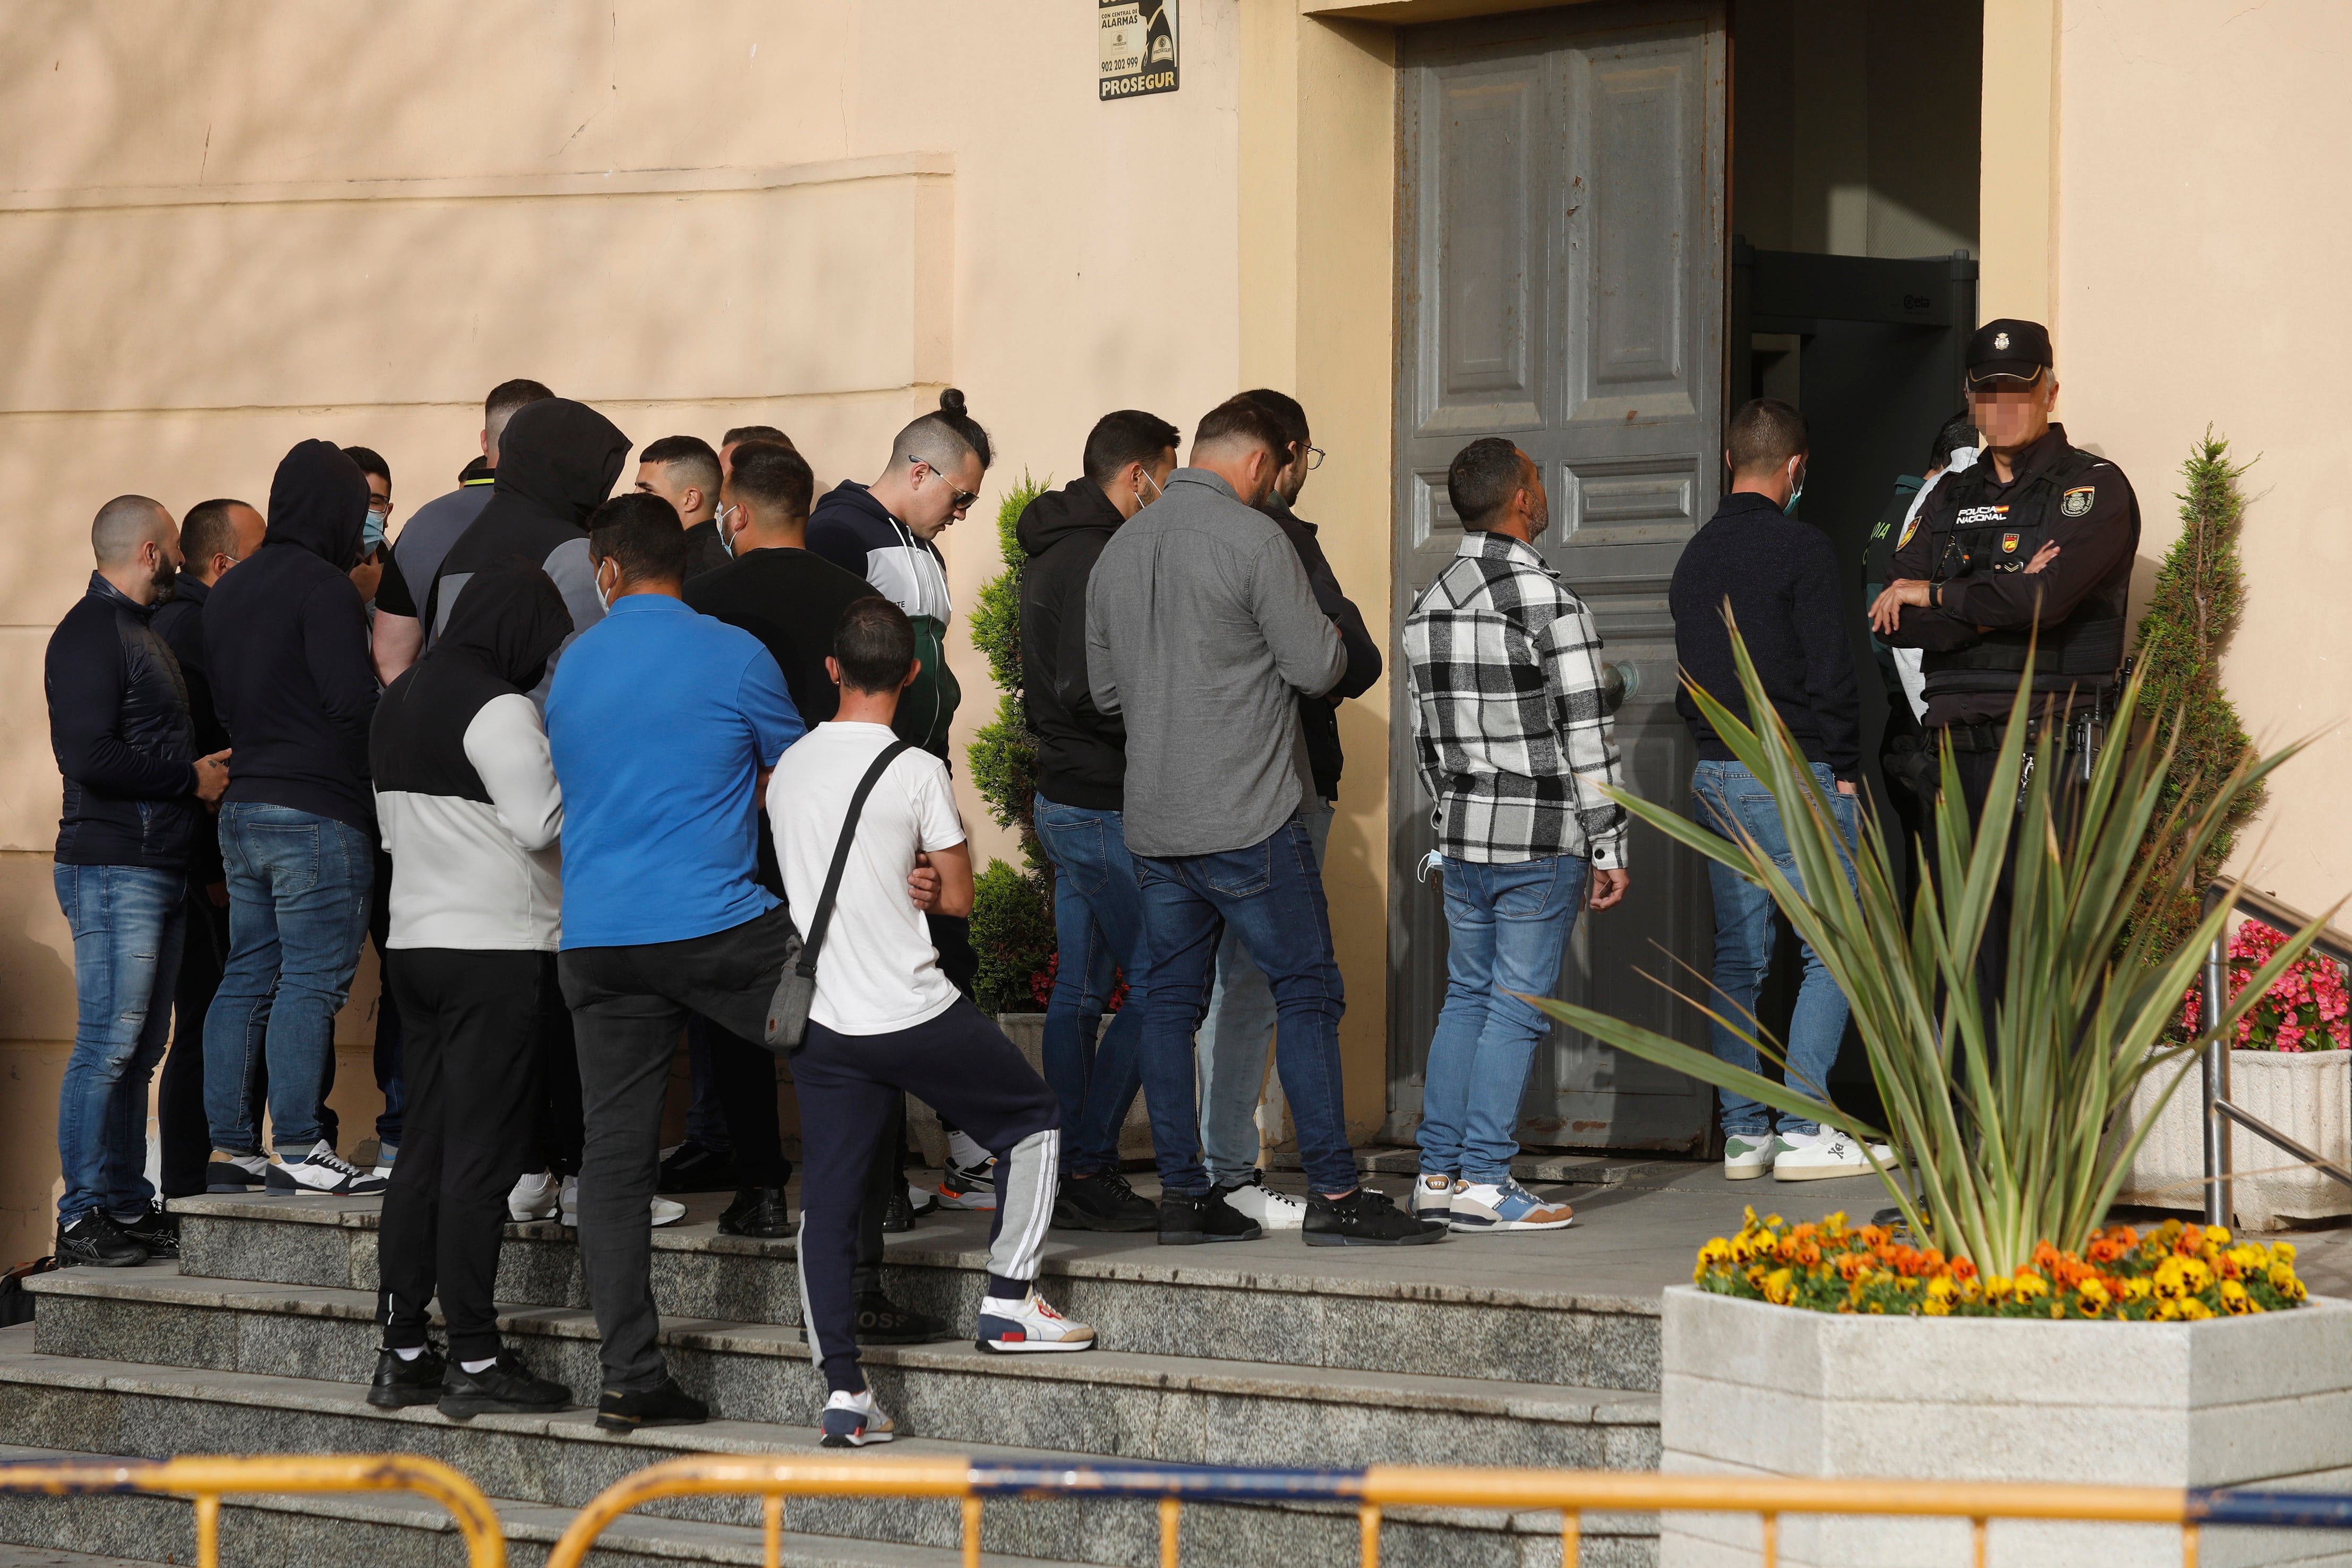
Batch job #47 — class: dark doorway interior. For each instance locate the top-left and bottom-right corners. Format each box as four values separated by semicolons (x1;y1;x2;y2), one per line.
1722;0;1984;1131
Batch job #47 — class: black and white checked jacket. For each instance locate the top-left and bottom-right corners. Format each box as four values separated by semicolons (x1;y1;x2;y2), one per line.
1401;532;1628;869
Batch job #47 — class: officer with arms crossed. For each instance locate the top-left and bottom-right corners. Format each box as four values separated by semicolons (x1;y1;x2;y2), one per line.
1869;318;2139;1009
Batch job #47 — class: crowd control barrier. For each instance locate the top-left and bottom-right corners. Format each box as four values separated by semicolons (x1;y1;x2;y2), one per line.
0;1453;504;1568
543;1454;2352;1568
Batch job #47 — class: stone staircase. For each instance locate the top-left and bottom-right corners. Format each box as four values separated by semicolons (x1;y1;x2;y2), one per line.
0;1185;1664;1566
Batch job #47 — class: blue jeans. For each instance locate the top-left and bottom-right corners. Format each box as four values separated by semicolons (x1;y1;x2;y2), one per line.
54;864;186;1225
204;803;377;1155
1415;854;1587;1184
1135;814;1355;1196
1031;794;1148;1177
1194;796;1333;1184
1691;760;1859;1138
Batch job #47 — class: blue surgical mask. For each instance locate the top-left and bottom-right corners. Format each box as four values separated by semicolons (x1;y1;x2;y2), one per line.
363;509;388;553
1782;460;1806;517
716;503;738;559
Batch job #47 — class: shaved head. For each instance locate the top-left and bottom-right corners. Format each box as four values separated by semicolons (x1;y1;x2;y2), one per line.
91;495;173;567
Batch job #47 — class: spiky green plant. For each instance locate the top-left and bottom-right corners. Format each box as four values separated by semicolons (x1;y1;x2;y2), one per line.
1525;618;2328;1276
965;470;1054;1013
2124;431;2262;961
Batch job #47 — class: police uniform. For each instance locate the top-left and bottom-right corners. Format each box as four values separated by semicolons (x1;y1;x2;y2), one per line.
1884;318;2138;1013
1885;323;2139;752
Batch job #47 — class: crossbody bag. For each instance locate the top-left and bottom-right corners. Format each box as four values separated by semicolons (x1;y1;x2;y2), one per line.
763;739;914;1055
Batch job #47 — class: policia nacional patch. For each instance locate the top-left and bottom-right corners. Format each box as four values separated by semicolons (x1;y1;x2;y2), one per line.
2060;485;2096;517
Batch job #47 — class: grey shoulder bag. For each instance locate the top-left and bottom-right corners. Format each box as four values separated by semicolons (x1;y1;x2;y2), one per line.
763;740;914;1055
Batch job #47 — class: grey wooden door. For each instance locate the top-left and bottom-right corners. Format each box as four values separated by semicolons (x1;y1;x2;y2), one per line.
1388;1;1726;1154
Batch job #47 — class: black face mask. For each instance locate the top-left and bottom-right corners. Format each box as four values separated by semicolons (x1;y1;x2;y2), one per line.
149;553;179;602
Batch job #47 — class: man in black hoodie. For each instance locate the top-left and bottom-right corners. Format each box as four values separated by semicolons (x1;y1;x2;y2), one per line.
202;440;387;1196
365;562;574;1420
47;495;232;1266
423;398;632;694
1018;410;1178;1233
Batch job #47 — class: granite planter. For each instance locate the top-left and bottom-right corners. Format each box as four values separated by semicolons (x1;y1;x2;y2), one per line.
906;1012;1153;1164
2114;1048;2352;1229
1661;1284;2352;1567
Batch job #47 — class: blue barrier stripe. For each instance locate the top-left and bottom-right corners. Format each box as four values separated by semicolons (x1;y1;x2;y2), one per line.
2189;1490;2352;1529
967;1462;1367;1502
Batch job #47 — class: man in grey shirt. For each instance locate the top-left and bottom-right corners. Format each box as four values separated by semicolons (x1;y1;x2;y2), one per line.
1086;396;1444;1250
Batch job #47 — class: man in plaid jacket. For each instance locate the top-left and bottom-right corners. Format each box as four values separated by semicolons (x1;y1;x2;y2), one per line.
1401;436;1629;1235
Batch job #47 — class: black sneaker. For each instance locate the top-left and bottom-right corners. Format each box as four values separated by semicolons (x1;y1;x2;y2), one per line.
1054;1170;1158;1232
54;1212;146;1269
437;1348;571;1420
366;1343;447;1409
657;1140;738;1194
114;1206;179;1259
855;1290;953;1345
1303;1186;1448;1248
717;1186;793;1239
595;1376;708;1433
1158;1188;1262;1246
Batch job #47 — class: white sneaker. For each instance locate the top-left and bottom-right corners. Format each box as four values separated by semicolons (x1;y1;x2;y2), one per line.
371;1143;398;1181
819;1389;895;1447
1722;1132;1775;1180
558;1178;688;1228
264;1146;388;1196
508;1170;560;1222
1412;1173;1460;1218
974;1289;1097;1354
1772;1129;1869;1181
1215;1171;1306;1231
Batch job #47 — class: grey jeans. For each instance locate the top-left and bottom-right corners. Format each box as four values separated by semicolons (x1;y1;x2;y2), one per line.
557;904;792;1393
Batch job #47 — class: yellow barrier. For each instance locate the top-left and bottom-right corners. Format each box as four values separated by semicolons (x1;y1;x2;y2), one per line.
0;1453;505;1568
540;1454;2217;1568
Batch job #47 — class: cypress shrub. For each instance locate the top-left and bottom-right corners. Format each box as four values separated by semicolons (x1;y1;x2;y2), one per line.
965;471;1056;1013
2125;429;2263;959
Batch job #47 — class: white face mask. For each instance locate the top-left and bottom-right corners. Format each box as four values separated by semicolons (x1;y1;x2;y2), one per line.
593;559;614;613
716;503;738;559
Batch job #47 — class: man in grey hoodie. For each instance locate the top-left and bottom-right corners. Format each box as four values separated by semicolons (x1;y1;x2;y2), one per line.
1085;397;1444;1250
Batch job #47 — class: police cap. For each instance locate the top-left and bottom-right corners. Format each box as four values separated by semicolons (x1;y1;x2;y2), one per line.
1965;319;2053;390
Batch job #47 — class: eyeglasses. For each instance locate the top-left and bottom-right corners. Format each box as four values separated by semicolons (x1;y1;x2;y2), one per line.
1302;445;1326;470
913;457;980;511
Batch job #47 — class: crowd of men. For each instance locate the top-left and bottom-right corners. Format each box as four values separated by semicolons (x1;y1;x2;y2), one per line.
41;312;2131;1444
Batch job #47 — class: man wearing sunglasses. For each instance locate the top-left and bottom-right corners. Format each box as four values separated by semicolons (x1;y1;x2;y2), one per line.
1869;318;2140;1010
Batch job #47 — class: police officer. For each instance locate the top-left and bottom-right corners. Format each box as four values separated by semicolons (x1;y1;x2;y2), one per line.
1868;318;2138;1006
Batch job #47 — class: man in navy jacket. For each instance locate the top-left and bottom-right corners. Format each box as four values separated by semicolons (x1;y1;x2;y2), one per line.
46;495;230;1266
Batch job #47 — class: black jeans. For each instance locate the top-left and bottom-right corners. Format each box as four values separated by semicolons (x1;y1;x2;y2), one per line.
697;1015;793;1187
558;905;801;1393
378;948;550;1362
370;849;405;1149
159;881;237;1200
1950;741;2089;1025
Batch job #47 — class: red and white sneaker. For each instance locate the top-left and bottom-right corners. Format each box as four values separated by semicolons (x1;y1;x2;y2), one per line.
975;1289;1096;1355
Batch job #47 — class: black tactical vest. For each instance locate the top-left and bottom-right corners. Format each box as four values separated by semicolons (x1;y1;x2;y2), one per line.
1920;446;2129;698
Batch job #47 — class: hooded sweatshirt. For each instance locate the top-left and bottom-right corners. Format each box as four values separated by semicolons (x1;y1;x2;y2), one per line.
424;399;630;699
805;479;961;759
372;562;571;950
1016;478;1128;810
205;439;379;832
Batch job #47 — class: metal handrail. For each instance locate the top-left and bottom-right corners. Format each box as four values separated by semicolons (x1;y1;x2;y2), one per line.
2200;876;2352;1225
0;1454;505;1568
541;1454;2352;1568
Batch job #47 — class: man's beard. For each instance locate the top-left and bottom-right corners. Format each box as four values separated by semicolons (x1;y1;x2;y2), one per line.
149;556;178;602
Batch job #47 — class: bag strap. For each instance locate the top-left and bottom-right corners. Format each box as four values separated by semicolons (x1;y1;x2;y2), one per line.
796;740;915;978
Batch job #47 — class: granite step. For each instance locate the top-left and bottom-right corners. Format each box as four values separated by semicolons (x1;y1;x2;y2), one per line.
0;1441;1090;1568
169;1192;1661;1392
21;1269;1661;1476
0;1332;1658;1567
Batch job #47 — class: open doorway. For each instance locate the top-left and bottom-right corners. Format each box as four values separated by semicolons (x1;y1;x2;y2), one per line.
1726;0;1984;1124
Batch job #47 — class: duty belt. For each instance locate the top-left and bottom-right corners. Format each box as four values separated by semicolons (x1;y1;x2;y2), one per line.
1939;721;2084;755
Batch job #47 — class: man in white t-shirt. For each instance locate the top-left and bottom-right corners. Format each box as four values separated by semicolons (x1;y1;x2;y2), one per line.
768;597;1096;1448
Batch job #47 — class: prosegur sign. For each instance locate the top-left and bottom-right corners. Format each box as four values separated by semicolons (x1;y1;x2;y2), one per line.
1100;0;1177;100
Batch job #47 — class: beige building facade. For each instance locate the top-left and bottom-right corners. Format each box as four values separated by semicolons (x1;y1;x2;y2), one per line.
0;0;2339;1263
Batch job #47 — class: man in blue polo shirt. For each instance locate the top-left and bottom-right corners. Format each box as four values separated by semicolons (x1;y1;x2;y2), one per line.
545;492;806;1433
